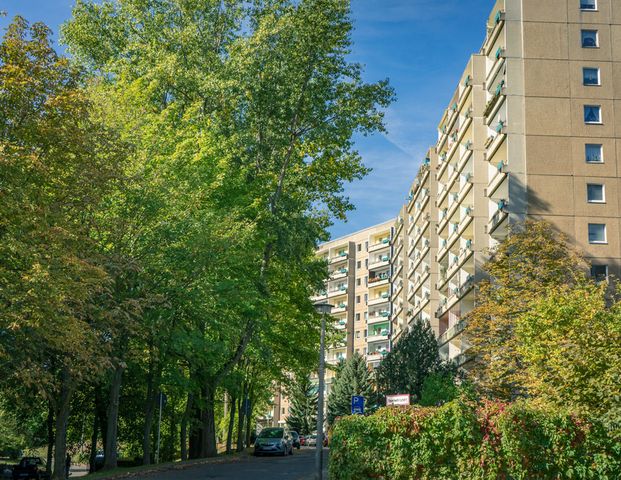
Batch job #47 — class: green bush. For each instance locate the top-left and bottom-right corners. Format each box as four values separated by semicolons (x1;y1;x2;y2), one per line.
329;399;621;480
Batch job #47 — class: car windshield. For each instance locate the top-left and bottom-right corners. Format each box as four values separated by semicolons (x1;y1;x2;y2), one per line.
258;428;284;439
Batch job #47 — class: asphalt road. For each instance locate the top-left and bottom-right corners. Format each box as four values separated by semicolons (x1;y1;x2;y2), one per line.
126;448;328;480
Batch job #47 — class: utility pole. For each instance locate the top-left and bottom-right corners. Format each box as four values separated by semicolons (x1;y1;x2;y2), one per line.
313;303;333;480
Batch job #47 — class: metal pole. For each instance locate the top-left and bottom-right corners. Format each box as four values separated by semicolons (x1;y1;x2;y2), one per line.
155;393;163;464
315;312;326;480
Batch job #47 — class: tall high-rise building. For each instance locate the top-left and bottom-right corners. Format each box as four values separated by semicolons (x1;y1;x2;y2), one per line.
392;0;621;365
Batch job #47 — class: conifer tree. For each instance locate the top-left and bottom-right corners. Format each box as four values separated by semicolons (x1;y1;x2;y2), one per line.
286;376;318;435
327;353;375;425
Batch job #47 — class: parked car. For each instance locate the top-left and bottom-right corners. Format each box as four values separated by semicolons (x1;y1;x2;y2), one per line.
290;431;300;449
306;434;317;446
253;427;294;456
299;435;306;446
12;457;49;480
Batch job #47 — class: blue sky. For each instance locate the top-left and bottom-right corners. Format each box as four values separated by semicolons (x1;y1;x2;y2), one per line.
1;0;493;239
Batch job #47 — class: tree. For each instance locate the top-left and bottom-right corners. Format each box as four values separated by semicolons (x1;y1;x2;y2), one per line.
62;0;394;459
0;16;127;480
327;353;375;425
286;375;318;435
465;221;590;400
515;283;621;435
375;319;450;403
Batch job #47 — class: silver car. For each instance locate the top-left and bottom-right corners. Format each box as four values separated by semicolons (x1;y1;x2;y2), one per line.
254;427;294;456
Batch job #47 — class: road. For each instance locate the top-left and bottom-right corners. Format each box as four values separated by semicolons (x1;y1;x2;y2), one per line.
121;448;328;480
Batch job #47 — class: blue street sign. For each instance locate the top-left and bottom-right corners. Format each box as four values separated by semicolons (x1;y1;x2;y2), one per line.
351;395;365;415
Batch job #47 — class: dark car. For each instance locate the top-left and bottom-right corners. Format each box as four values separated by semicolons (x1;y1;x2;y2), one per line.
12;457;49;480
290;431;301;449
254;427;294;456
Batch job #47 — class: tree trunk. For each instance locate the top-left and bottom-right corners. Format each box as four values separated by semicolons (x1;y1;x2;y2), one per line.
180;392;193;461
200;383;217;458
142;369;157;466
236;394;245;452
245;402;254;447
103;363;124;470
88;409;98;473
52;369;73;480
225;394;236;454
46;402;54;475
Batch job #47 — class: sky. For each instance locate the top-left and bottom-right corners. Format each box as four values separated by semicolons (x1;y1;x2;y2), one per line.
0;0;494;239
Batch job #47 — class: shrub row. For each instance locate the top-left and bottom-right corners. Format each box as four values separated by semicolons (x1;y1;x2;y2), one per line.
329;399;621;480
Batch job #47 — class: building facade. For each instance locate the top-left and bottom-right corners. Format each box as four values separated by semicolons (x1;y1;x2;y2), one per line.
392;0;621;365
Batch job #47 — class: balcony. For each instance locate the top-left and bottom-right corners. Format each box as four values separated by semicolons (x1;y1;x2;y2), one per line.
368;310;390;324
487;200;509;235
410;292;431;318
335;318;347;329
369;255;390;270
437;152;449;179
438;242;474;290
327;286;348;298
392;262;403;280
486;162;507;198
484;129;506;164
367;329;390;344
484;80;506;121
329;267;348;280
332;303;347;314
330;252;348;264
438;319;468;347
369;238;390;253
368;294;390;307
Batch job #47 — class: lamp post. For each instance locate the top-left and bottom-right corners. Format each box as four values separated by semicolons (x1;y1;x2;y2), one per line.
313;302;333;480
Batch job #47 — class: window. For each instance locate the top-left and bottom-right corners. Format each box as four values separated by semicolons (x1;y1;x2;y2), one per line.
587;184;605;203
584;105;601;124
355;313;360;322
581;30;598;48
356;295;360;304
355;331;360;339
282;408;285;414
591;264;608;281
365;258;368;268
357;260;361;269
583;67;600;86
580;0;597;10
356;278;361;286
588;223;607;243
364;312;368;320
364;294;368;304
364;241;368;251
364;276;368;287
364;329;367;337
585;144;603;163
357;243;362;252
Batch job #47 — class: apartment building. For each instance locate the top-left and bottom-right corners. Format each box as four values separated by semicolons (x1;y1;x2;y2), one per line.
391;0;621;366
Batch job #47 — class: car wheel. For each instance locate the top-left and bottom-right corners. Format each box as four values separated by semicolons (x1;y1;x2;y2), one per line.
290;446;294;455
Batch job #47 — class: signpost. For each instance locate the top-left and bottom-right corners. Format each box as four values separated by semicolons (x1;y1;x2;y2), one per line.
386;394;411;407
351;395;365;415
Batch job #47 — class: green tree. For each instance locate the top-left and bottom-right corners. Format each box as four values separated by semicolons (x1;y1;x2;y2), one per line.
63;0;393;459
286;375;318;435
0;16;127;480
466;221;589;400
375;319;450;403
327;353;375;425
515;283;621;435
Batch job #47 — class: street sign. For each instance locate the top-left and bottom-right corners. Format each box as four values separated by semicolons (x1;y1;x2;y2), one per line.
386;394;411;406
351;395;365;415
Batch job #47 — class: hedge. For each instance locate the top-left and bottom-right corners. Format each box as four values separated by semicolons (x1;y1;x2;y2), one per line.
329;399;621;480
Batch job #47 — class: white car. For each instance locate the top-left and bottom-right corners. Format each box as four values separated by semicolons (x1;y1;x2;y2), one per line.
306;434;317;446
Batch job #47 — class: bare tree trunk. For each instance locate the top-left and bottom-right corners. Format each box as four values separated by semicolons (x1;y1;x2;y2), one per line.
245;401;254;448
88;409;98;473
225;394;236;454
200;383;217;458
235;392;245;452
180;392;193;461
142;365;158;466
103;363;124;470
52;369;74;480
46;402;54;475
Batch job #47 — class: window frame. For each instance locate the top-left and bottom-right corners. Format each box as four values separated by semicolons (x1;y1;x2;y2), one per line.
587;183;605;203
584;105;602;124
582;67;600;86
580;0;597;11
585;143;604;163
591;264;608;282
581;29;599;48
588;223;607;244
